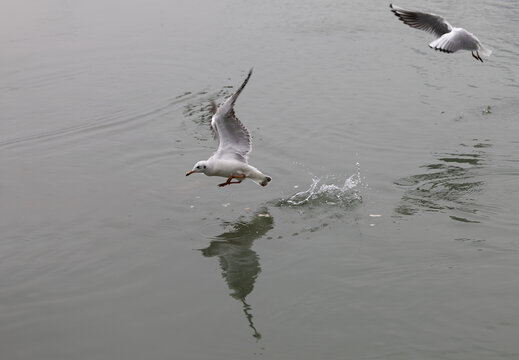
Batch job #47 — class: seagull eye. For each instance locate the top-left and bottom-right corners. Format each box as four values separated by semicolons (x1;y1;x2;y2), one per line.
196;166;200;169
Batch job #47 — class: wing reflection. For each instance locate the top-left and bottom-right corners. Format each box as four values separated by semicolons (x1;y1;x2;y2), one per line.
394;140;490;222
200;207;274;339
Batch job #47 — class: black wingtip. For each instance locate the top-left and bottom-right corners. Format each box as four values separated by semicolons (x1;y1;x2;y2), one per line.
245;68;253;82
231;68;253;104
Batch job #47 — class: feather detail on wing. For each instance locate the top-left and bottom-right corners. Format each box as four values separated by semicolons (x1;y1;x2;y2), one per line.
209;100;218;139
211;69;253;161
390;4;452;37
429;32;460;53
429;29;484;54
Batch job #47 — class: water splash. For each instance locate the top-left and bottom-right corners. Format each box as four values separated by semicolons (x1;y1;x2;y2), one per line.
276;172;363;208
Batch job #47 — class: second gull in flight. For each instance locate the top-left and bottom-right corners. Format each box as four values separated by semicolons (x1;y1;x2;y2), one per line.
390;3;492;62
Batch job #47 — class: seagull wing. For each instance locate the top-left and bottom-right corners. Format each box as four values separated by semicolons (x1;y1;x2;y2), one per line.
390;4;452;37
429;31;467;53
211;69;253;162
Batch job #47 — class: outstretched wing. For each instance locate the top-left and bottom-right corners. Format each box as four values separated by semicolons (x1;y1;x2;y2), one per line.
211;69;253;161
428;31;464;53
390;4;452;37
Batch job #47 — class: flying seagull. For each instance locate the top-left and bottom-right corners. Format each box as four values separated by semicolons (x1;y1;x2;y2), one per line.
186;69;272;188
390;3;492;62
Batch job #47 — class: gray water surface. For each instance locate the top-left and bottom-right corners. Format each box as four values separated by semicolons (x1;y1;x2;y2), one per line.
2;0;519;359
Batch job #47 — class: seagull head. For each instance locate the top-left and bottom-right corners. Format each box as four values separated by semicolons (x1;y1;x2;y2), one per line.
186;160;209;176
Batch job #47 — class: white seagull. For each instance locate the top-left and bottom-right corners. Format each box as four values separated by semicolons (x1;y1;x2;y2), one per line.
390;4;492;62
186;69;272;188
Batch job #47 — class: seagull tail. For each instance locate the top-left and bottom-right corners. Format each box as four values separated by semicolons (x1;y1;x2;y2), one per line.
248;174;272;187
478;44;492;57
246;166;272;187
255;175;272;187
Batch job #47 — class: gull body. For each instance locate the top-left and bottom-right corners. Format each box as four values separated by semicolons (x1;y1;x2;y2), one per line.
186;69;272;188
190;158;270;185
390;4;492;62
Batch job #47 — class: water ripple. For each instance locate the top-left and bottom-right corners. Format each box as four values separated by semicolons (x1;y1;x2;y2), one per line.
394;140;490;222
0;92;193;152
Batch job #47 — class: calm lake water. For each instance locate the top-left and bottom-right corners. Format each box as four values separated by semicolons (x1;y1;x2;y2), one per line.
2;0;519;359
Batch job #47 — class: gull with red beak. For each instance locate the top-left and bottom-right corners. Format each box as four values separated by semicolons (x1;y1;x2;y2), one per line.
186;69;272;188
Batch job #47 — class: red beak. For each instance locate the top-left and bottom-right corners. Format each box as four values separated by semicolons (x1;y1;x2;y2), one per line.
186;170;194;176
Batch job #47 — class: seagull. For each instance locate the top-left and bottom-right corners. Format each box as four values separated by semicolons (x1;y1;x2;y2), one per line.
186;69;272;188
390;4;492;62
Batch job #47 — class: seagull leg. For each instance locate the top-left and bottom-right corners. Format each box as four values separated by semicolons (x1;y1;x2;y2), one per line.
476;51;483;62
218;176;234;187
472;51;478;60
218;181;242;187
226;174;246;186
217;174;246;187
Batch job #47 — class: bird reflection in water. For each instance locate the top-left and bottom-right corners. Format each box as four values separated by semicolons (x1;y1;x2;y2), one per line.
200;207;274;339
